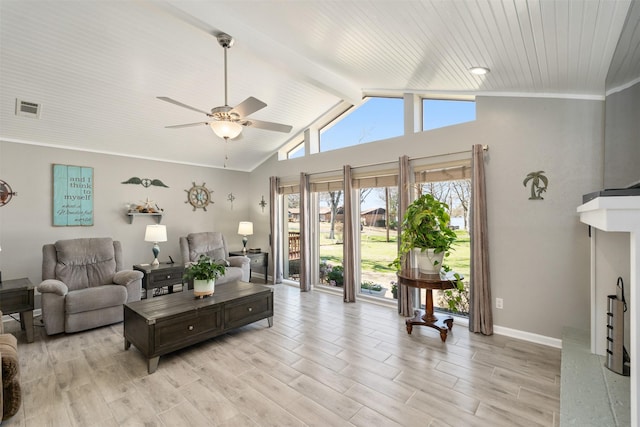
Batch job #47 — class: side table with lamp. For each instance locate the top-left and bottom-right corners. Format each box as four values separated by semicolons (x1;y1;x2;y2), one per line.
136;224;182;298
233;221;268;283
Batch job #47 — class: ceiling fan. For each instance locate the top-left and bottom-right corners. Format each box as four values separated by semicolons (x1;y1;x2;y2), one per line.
157;33;292;140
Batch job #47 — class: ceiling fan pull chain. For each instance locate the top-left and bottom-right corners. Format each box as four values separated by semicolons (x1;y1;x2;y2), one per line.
224;138;229;168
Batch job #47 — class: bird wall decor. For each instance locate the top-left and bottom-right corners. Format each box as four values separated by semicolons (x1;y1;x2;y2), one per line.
121;177;169;188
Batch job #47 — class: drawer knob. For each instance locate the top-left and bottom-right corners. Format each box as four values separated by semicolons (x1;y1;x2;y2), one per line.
248;307;253;312
166;275;171;279
188;325;194;331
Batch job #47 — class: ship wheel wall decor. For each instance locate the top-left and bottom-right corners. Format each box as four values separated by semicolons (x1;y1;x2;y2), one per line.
0;180;17;207
185;182;213;211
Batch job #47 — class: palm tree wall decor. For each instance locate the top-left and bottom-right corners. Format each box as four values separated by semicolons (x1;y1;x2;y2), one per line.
523;171;549;200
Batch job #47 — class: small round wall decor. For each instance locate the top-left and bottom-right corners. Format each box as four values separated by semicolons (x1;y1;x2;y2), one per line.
185;182;213;211
0;180;17;207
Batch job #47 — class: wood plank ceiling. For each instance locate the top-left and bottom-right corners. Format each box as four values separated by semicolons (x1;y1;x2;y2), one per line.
0;0;638;171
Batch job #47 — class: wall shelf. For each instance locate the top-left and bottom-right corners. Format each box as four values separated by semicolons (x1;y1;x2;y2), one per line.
127;213;163;224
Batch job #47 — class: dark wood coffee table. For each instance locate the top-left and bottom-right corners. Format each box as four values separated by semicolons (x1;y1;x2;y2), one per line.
124;280;273;373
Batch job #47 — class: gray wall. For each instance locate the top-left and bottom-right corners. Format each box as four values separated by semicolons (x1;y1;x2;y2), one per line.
0;142;251;286
252;96;605;340
0;95;610;341
604;81;640;188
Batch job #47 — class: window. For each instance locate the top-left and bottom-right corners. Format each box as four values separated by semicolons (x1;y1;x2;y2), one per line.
413;164;471;316
320;97;404;152
358;186;398;300
287;142;304;159
317;190;344;288
422;99;476;131
283;192;300;283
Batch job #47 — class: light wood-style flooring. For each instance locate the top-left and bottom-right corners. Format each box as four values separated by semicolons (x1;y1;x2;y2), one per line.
2;283;560;426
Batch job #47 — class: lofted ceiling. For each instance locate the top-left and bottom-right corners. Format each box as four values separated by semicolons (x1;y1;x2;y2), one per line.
1;0;639;171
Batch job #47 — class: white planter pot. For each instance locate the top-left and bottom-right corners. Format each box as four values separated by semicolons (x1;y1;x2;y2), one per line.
193;278;215;297
413;248;444;275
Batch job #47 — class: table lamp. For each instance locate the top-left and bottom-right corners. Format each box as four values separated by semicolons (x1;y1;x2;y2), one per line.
237;221;253;253
144;224;167;265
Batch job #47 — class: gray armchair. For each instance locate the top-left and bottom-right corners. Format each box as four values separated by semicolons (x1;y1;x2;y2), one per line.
179;232;250;284
38;237;143;335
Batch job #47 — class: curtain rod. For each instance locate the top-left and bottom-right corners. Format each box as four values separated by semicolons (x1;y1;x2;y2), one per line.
284;145;489;181
345;144;489;169
409;145;488;162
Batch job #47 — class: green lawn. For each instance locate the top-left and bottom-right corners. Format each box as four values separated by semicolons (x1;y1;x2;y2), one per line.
318;225;470;279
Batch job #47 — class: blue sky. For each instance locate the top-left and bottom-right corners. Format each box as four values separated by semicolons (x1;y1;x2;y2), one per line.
318;96;476;210
320;97;475;152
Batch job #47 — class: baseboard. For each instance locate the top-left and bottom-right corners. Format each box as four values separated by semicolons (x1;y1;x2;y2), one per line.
493;324;562;348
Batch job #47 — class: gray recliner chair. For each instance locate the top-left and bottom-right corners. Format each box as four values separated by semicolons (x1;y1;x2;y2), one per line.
179;232;250;284
38;237;143;335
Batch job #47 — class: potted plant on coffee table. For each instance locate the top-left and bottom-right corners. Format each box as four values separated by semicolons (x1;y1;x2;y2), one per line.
392;193;457;275
183;254;227;298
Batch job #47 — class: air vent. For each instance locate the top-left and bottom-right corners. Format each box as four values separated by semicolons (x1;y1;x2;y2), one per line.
15;99;41;118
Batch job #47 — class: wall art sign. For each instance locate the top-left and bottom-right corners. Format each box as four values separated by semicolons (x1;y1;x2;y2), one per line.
53;164;94;226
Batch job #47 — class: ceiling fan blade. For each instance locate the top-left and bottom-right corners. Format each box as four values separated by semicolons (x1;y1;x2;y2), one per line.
245;119;293;133
157;97;209;115
231;97;267;117
165;122;209;129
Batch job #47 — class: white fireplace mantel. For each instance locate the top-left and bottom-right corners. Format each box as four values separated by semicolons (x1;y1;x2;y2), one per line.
578;195;640;427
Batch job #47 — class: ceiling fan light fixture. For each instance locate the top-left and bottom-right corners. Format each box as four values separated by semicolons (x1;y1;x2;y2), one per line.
469;66;490;75
210;120;243;139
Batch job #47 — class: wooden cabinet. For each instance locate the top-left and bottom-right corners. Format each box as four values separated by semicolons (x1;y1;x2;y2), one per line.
229;251;268;283
133;263;185;298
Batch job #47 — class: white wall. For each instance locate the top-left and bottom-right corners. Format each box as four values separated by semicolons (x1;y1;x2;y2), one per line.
251;95;605;340
0;142;251;286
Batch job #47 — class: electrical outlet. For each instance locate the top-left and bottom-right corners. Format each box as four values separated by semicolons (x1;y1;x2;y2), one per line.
496;298;503;309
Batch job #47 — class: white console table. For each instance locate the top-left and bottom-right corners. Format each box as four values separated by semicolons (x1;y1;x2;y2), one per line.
578;196;640;427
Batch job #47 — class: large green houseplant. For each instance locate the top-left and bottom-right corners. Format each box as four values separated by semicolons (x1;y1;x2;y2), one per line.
183;254;227;298
392;193;457;274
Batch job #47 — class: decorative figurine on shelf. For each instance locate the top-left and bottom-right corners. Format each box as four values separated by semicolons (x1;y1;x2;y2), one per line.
127;198;163;214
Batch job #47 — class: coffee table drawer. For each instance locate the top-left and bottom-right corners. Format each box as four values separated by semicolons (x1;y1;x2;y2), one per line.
156;307;222;350
224;293;273;330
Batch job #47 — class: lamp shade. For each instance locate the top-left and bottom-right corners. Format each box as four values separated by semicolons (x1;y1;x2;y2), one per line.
237;221;253;236
144;224;167;242
210;120;243;139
